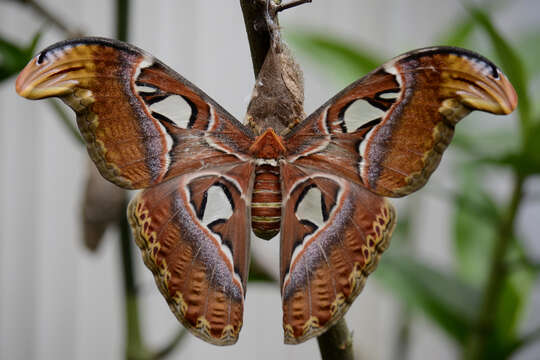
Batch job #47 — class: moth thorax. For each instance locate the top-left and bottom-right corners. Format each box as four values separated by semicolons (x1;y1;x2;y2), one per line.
251;164;281;240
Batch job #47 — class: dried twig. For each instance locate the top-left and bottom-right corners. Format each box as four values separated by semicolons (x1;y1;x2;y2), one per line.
275;0;312;13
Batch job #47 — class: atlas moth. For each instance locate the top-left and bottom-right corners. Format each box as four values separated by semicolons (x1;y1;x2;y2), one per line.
16;19;516;345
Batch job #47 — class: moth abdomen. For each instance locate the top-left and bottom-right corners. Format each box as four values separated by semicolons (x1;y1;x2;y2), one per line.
251;165;282;240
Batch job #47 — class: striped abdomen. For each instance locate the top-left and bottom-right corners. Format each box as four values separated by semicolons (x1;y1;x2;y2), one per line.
251;165;281;240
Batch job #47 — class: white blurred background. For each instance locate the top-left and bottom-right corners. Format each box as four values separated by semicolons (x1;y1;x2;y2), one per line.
1;1;539;359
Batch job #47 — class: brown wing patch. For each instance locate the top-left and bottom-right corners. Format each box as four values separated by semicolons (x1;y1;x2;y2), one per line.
280;163;396;344
128;162;254;345
16;37;254;190
285;47;517;197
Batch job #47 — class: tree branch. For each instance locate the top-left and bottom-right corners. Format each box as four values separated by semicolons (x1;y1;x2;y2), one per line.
317;318;355;360
239;2;354;359
240;0;273;76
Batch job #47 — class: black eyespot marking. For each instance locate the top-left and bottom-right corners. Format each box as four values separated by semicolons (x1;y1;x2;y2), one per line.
194;190;208;220
299;219;318;239
355;117;382;132
223;239;234;254
188;179;236;224
215;182;235;211
338;96;389;133
337;102;353;133
208;218;226;230
294;183;316;213
234;266;243;284
150;111;180;149
321;194;329;222
140;83;198;130
365;97;392;112
151;111;175;125
134;80;156;88
146;95;169;105
37;51;47;65
134;81;158;96
185;96;198;128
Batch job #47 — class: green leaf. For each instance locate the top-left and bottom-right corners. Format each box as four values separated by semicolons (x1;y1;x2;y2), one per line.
452;120;520;159
516;27;540;78
437;0;509;47
479;147;540;176
25;31;41;58
285;29;384;84
495;262;535;347
522;120;540;173
376;253;480;343
437;16;475;47
0;32;40;82
452;165;498;285
0;38;25;81
451;166;534;351
462;115;540;177
467;7;531;137
518;27;540;122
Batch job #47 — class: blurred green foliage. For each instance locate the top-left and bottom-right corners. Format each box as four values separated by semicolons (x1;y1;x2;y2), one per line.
0;32;40;81
288;3;539;360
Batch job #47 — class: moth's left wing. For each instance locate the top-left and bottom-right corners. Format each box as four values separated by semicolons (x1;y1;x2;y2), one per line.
285;47;517;197
128;161;255;345
15;37;257;345
15;37;254;190
279;162;396;344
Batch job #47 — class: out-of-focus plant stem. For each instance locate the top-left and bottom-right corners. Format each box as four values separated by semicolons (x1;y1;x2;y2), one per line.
392;206;414;360
113;1;150;358
114;1;190;358
464;174;525;359
48;99;84;145
120;201;151;359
